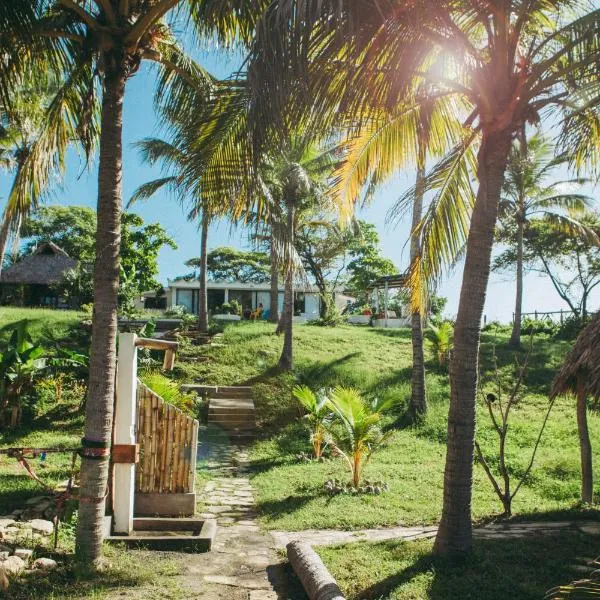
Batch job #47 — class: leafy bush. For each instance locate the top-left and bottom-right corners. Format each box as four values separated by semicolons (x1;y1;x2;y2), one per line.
165;304;189;318
522;317;558;336
310;306;344;327
555;314;591;340
426;320;454;367
217;300;242;316
293;386;332;459
140;372;196;415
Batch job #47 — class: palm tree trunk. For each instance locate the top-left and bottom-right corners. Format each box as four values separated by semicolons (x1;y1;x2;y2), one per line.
0;212;11;278
510;218;524;347
278;199;294;370
269;228;279;323
75;62;126;565
433;130;512;557
410;165;427;419
198;214;209;333
577;377;593;504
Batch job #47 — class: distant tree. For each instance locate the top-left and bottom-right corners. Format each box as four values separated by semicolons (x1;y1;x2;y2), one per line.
187;246;270;284
22;206;176;308
345;222;396;302
295;217;355;318
493;134;595;347
494;214;600;320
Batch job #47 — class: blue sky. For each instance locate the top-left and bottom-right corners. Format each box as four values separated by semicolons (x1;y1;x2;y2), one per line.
1;43;598;322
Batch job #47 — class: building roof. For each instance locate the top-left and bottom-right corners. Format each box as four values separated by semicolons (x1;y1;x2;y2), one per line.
366;273;408;291
551;313;600;400
167;278;345;294
0;242;77;286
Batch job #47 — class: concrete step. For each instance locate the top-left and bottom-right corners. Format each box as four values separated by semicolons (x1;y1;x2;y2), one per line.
181;385;253;398
210;398;254;409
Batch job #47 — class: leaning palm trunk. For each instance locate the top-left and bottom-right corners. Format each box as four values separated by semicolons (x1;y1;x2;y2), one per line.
0;214;11;278
410;165;427;418
577;378;593;504
278;199;294;370
434;131;512;556
198;214;209;333
269;228;279;323
510;217;524;347
75;64;125;565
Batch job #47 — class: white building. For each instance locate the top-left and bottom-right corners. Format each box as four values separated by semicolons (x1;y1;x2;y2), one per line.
165;279;353;321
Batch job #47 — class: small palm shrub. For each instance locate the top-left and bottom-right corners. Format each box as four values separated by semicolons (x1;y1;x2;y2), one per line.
140;372;196;415
426;320;454;367
327;387;398;488
293;385;331;460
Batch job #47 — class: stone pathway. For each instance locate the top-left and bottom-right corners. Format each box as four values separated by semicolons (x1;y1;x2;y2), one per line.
271;520;600;549
175;438;289;600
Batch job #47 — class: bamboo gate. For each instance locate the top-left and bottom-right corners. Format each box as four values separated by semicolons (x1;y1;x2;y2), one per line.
135;381;198;495
112;333;199;535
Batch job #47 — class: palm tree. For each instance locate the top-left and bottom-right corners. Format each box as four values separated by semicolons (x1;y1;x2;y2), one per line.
327;387;398;489
260;138;335;370
0;69;90;275
497;133;596;347
332;95;468;419
248;1;600;556
292;385;331;460
25;0;265;565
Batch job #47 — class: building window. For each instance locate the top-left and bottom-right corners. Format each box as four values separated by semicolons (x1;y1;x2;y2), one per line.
294;292;306;315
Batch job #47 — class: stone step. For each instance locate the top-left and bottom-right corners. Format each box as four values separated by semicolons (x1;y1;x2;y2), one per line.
209;416;256;425
210;398;254;409
208;408;255;416
181;385;253;398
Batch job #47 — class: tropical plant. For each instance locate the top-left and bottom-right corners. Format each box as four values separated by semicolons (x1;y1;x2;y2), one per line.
292;385;332;460
0;320;47;427
140;372;195;415
248;0;600;555
326;387;397;488
426;321;454;368
20;0;267;564
0;68;95;274
494;133;596;347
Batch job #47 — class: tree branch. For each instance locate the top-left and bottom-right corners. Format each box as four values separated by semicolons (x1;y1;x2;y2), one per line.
58;0;100;30
125;0;178;46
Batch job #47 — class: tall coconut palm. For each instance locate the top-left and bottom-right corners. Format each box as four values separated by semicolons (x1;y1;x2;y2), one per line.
332;94;469;419
496;133;596;347
26;0;266;564
260;139;335;370
248;1;600;556
0;69;92;275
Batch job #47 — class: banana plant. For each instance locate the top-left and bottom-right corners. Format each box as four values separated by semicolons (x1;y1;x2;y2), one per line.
327;387;398;488
0;320;47;427
293;385;332;460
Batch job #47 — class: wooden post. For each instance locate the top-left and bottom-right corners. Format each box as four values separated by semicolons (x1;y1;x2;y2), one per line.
113;332;138;535
384;280;389;328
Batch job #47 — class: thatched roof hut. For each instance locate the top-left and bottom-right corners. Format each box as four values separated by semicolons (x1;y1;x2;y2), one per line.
0;242;77;286
551;313;600;400
551;313;599;504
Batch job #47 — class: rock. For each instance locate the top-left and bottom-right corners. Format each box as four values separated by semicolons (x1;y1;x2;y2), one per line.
0;552;10;561
2;556;25;575
32;558;57;571
0;518;15;530
13;549;33;562
29;520;54;536
24;496;47;506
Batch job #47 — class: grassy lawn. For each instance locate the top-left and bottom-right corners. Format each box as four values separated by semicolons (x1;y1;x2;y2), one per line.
1;309;599;598
317;533;597;600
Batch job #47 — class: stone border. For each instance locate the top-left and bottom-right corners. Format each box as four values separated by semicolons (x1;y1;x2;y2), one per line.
287;540;345;600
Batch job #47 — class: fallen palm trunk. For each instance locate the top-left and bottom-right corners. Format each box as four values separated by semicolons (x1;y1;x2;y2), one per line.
287;541;345;600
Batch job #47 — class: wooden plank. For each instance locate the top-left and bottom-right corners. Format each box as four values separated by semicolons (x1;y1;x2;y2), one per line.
189;420;199;494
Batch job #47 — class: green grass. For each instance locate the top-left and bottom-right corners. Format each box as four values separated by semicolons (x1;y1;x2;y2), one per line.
317;533;598;600
0;307;84;345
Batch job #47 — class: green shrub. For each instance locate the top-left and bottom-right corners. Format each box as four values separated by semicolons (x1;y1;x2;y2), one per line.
139;371;196;415
217;300;242;316
522;317;558;336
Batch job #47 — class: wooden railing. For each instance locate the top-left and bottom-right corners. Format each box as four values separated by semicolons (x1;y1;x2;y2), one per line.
135;381;198;494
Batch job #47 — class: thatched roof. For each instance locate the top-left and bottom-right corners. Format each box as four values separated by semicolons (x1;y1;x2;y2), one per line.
551;313;600;399
0;242;77;286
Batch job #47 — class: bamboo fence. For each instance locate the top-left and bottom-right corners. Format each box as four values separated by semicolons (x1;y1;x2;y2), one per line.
135;381;198;494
